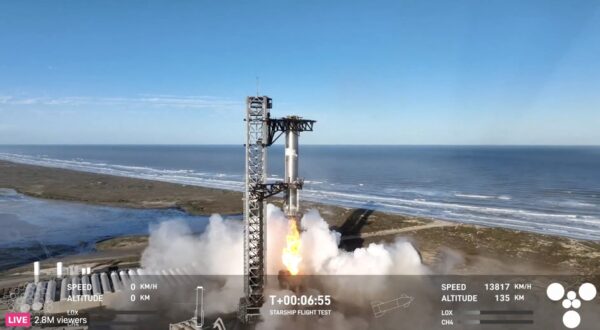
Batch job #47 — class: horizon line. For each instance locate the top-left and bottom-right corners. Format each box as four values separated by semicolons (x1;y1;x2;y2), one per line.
1;143;599;147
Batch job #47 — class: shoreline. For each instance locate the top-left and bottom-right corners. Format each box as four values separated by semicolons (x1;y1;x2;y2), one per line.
1;153;597;241
1;159;599;277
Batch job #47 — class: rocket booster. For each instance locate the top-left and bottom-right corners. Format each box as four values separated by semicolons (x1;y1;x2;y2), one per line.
284;129;300;218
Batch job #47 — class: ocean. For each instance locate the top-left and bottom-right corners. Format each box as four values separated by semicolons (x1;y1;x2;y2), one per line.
0;145;599;241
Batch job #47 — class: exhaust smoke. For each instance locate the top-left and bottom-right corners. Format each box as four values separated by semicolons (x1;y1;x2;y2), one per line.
140;203;429;278
138;204;428;316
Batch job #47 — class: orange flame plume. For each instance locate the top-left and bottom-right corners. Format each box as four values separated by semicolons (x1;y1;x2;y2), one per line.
282;218;302;275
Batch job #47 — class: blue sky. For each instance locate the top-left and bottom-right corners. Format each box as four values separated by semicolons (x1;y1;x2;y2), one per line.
0;0;599;145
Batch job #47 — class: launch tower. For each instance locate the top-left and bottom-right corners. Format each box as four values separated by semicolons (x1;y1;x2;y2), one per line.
240;96;315;322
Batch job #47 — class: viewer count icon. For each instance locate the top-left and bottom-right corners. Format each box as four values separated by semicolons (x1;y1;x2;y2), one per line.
546;282;597;329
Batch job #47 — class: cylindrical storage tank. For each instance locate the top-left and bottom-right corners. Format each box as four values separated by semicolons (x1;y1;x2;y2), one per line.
33;261;40;283
128;269;137;284
135;268;145;284
180;267;193;284
23;283;35;300
45;279;57;303
32;302;44;311
119;270;130;289
91;273;101;295
173;267;188;284
110;271;122;292
60;278;68;301
56;262;63;278
19;283;35;312
168;268;184;285
160;269;173;287
81;275;91;295
100;272;112;293
19;302;31;312
32;281;46;311
71;276;81;297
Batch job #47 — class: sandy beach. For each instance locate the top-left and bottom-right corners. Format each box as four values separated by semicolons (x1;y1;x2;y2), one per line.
1;159;599;283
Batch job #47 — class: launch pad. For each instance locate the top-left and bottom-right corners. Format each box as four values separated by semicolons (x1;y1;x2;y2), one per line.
240;96;315;323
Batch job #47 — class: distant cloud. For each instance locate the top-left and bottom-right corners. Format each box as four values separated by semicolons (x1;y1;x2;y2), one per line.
0;94;241;110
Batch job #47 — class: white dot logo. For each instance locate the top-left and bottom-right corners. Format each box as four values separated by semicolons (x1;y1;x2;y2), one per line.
578;283;597;301
546;282;597;328
547;282;565;301
563;310;581;329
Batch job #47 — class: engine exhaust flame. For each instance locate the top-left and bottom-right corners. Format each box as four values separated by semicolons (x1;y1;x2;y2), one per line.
282;218;302;275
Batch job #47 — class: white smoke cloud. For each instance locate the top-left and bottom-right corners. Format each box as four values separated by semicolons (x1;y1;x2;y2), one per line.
140;214;244;274
288;207;427;276
138;204;428;317
139;214;245;315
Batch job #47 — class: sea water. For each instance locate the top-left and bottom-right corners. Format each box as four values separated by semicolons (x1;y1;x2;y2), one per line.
0;145;598;241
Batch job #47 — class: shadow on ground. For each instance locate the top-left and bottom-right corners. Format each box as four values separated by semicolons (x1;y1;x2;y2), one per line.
336;208;374;251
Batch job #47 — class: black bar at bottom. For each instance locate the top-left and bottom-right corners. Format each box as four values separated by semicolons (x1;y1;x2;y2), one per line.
480;310;534;315
480;320;534;324
89;310;159;315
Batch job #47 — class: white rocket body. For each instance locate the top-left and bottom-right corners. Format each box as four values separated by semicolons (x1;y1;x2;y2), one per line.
284;130;299;217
